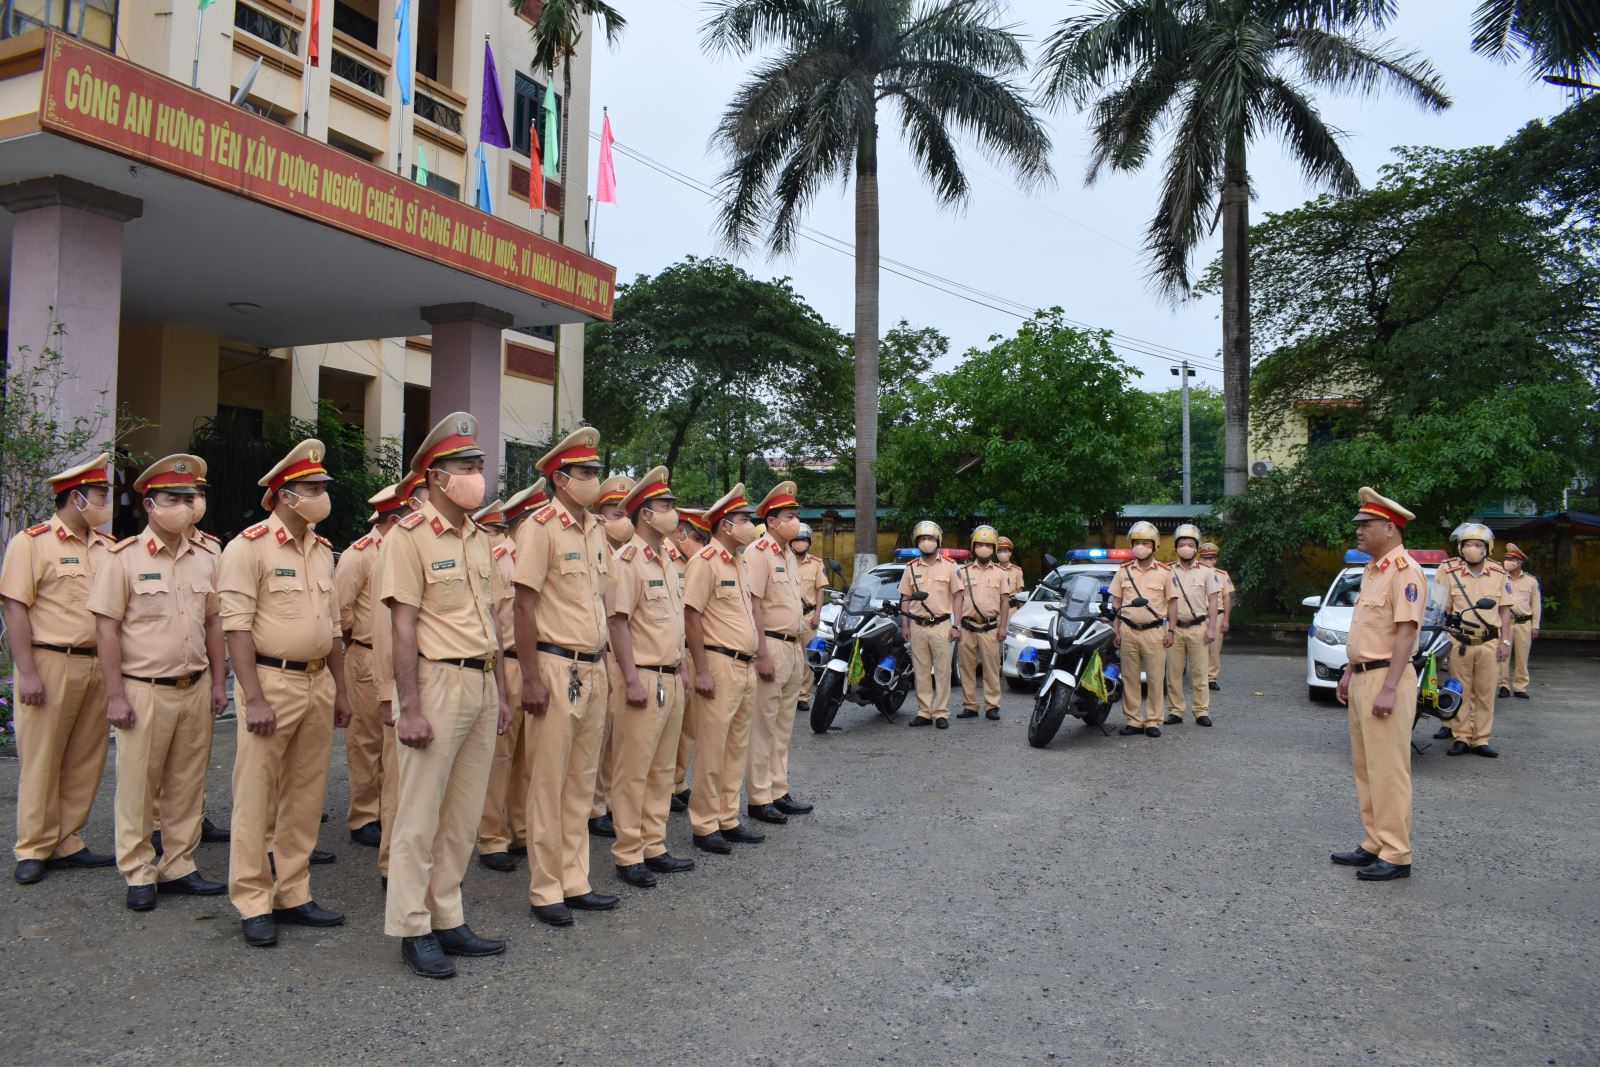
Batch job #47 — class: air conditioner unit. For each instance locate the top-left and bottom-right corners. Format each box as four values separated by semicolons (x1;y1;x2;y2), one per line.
1250;460;1276;477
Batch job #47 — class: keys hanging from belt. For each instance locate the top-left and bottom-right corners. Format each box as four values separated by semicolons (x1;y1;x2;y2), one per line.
568;663;582;704
656;673;666;708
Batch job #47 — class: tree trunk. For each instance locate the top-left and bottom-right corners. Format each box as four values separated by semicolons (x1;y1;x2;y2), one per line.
1220;135;1251;500
663;387;712;474
852;116;881;578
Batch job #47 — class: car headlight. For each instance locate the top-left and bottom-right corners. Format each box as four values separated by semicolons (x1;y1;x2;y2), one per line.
1006;623;1028;638
1314;626;1348;646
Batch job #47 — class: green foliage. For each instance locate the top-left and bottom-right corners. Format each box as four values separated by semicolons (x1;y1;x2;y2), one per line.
1470;0;1600;82
1138;386;1224;504
878;310;1160;551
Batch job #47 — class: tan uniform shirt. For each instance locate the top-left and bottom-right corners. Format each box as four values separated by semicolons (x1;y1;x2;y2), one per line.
334;532;382;644
1436;558;1513;632
1505;572;1541;624
379;502;498;661
608;535;685;668
87;528;218;677
490;531;516;652
898;555;960;619
1003;562;1024;595
1108;560;1174;626
1347;545;1427;664
218;513;338;660
958;561;1010;623
795;554;827;614
744;536;805;636
513;499;609;653
1212;567;1235;604
1169;561;1221;624
0;516;115;646
683;543;757;654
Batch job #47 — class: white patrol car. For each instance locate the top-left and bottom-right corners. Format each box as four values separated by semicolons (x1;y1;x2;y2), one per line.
1001;548;1131;692
1303;548;1447;701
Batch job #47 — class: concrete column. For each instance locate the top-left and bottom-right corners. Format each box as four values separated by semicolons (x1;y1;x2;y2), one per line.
0;177;142;441
422;302;511;484
365;339;408;461
117;324;220;459
286;347;322;425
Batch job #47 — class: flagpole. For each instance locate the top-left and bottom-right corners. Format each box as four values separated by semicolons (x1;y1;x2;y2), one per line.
191;4;205;88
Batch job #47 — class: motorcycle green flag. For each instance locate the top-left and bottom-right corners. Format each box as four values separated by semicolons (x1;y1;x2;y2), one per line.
1419;653;1439;708
1082;649;1108;702
847;640;865;687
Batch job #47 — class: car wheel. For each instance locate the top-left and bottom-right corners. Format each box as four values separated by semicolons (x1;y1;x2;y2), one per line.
1309;685;1328;703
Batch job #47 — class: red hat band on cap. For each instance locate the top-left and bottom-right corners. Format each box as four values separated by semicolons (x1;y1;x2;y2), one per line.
374;496;409;515
421;433;480;470
597;489;629;507
1357;502;1407;527
269;458;328;496
52;470;109;494
146;470;198;491
626;480;671;509
709;496;750;528
542;444;601;475
758;492;799;518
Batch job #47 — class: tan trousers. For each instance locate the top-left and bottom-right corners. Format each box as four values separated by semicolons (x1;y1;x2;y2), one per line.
688;651;757;836
606;659;686;865
13;650;108;861
747;640;804;806
909;622;953;720
1208;631;1224;682
525;652;608;907
343;642;383;830
377;716;398;878
228;665;335;919
590;658;617;820
1165;624;1211;720
114;674;212;885
384;660;497;937
1450;642;1498;747
1347;666;1417;865
799;626;817;703
477;656;525;854
1119;626;1168;727
957;625;1001;712
1499;620;1533;693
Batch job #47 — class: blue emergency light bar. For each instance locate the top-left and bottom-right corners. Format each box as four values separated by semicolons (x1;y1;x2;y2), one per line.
1344;549;1371;564
893;548;920;559
1067;548;1135;561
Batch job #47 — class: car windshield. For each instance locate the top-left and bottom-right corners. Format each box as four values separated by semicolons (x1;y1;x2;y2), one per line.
1324;572;1362;608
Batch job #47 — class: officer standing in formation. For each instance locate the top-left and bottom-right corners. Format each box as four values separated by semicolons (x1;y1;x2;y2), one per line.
1439;523;1512;758
334;480;391;851
1109;521;1173;738
1164;524;1219;727
670;508;711;809
956;526;1009;722
900;521;963;729
1198;542;1231;690
588;474;637;838
1499;543;1540;698
791;523;828;714
1333;487;1423;881
996;536;1024;596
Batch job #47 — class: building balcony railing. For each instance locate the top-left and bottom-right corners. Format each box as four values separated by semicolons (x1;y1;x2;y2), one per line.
234;1;300;56
331;48;384;97
414;89;462;136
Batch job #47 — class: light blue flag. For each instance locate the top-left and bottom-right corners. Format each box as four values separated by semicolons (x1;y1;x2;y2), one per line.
474;144;492;212
396;0;414;105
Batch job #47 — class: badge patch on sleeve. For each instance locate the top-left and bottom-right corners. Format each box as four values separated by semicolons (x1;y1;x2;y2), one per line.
1404;582;1418;602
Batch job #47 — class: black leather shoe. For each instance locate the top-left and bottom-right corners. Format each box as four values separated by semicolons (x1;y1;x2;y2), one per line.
935;718;949;730
14;859;44;885
1497;685;1511;698
1119;724;1142;736
956;708;978;719
509;843;528;855
1356;859;1411;881
747;803;788;825
350;822;382;848
158;871;226;895
1433;726;1452;739
1513;691;1529;699
272;901;345;927
241;915;277;947
1144;726;1161;738
434;924;506;956
985;708;1000;721
1208;681;1220;691
380;876;388;891
309;849;336;865
693;832;732;855
1331;847;1380;867
587;813;615;838
1164;713;1182;725
126;884;157;912
564;891;620;911
670;791;689;812
721;823;765;844
479;851;517;873
797;699;810;712
773;794;813;815
1472;744;1499;758
616;863;657;888
531;902;574;927
1448;740;1471;756
908;716;933;728
402;933;456;977
645;852;695;873
150;830;163;857
46;847;115;869
201;817;230;843
1196;715;1213;727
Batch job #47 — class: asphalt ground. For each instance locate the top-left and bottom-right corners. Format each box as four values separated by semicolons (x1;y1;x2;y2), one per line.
1;646;1596;1066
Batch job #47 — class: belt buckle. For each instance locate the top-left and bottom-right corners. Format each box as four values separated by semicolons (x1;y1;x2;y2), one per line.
482;656;495;672
174;675;193;690
306;658;326;673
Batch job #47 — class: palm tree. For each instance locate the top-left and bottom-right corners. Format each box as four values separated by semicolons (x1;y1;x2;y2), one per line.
705;0;1051;574
1038;1;1450;497
1471;1;1600;83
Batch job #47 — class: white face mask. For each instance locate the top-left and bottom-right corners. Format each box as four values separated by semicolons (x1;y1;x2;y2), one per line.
975;545;994;560
997;550;1012;563
1177;543;1196;561
918;538;938;557
1133;542;1154;560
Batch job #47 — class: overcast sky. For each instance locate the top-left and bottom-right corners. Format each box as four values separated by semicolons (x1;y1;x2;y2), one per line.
587;0;1573;390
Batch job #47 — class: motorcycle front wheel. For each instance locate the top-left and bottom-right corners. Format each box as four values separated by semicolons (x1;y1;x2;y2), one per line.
1027;683;1073;748
810;670;846;734
876;683;909;719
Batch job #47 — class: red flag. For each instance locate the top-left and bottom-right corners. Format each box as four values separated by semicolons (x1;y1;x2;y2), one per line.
308;0;322;66
528;127;545;210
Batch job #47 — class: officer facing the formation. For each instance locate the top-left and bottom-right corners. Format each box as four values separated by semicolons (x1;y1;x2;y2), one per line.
900;521;964;729
1440;523;1512;758
1198;542;1232;691
671;507;711;810
791;523;828;713
1333;487;1423;882
88;455;229;912
220;440;352;947
1164;524;1219;727
588;474;636;838
1109;521;1174;738
956;525;1010;722
996;536;1024;595
745;481;814;824
3;453;118;885
380;412;512;978
1499;543;1540;699
514;427;618;927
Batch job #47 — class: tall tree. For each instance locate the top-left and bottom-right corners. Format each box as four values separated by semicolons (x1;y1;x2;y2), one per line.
704;0;1052;576
1038;0;1450;498
1471;0;1600;83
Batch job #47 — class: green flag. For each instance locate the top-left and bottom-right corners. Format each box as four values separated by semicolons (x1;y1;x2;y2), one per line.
1081;649;1108;702
199;0;216;9
541;81;560;178
846;640;864;687
1420;654;1439;707
414;145;429;187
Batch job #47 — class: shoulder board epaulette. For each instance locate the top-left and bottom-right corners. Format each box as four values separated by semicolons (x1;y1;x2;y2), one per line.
1215;567;1230;575
1487;561;1505;574
25;522;49;536
1155;561;1172;570
492;544;509;560
698;545;717;560
619;544;637;561
398;512;426;530
108;535;139;553
1119;559;1134;568
754;539;769;551
533;506;557;525
241;523;269;540
315;534;331;548
1396;556;1410;570
198;530;221;544
352;535;373;551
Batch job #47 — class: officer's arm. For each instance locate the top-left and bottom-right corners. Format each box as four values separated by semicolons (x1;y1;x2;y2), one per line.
2;598;40;703
1532;581;1541;631
389;601;421;708
326;639;349;715
1381;621;1419;695
684;607;709;676
95;613;137;727
204;612;227;715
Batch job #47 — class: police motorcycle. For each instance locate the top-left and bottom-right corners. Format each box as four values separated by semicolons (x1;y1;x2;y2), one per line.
1018;560;1138;749
1411;572;1501;752
807;583;921;733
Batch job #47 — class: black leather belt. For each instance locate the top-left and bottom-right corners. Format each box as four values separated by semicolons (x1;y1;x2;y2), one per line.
349;639;373;650
1125;619;1164;631
122;670;205;688
34;642;96;656
638;663;680;675
801;601;815;613
706;645;756;663
502;649;518;660
427;655;495;672
763;630;801;643
912;614;951;628
1350;659;1390;674
1176;618;1206;629
256;654;327;673
961;619;997;633
535;642;604;663
1513;613;1533;624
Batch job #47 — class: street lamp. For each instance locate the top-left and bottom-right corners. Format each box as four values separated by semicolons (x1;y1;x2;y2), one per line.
1171;361;1196;505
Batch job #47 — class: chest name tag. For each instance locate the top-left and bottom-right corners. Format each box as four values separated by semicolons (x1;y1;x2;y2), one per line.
562;552;582;562
775;566;786;574
59;556;80;565
274;568;296;577
720;580;737;587
648;579;666;587
138;572;161;581
431;559;456;571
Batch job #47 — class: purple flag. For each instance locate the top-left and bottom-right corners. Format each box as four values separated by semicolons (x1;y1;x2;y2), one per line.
479;39;512;149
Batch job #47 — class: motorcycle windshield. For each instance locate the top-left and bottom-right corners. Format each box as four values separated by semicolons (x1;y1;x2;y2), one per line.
1058;574;1103;621
837;586;875;632
1418;572;1448;652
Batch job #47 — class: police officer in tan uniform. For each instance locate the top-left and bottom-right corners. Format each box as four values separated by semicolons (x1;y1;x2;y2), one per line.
606;468;696;886
514;428;618;927
380;413;513;978
792;523;828;713
1109;521;1173;738
1198;542;1232;690
1333;488;1424;881
996;536;1024;596
746;481;814;824
956;526;1009;722
670;508;710;810
1439;523;1512;758
588;475;636;838
183;468;231;849
373;472;428;888
3;453;118;885
88;455;230;912
1499;543;1540;699
1164;523;1220;727
900;521;964;729
220;440;353;947
683;485;765;852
